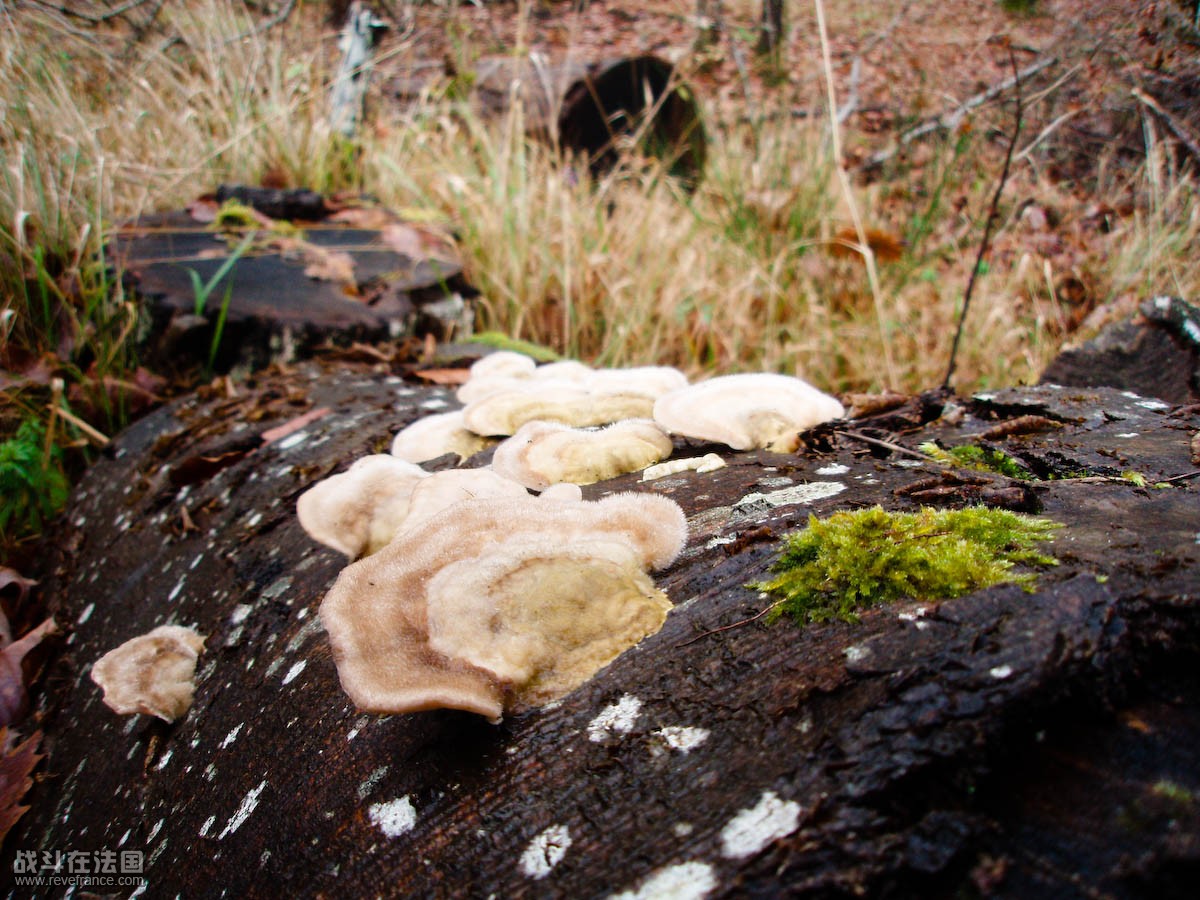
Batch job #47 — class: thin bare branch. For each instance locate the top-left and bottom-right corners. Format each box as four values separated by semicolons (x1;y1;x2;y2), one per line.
943;48;1023;391
864;55;1054;169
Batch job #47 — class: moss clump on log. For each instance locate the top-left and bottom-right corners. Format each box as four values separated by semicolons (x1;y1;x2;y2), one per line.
919;441;1035;480
757;505;1060;625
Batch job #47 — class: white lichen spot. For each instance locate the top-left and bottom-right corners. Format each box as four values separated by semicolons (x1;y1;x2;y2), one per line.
989;665;1014;680
156;750;173;771
118;829;131;847
756;476;794;488
420;397;450;411
1114;433;1139;439
519;824;572;880
703;534;738;551
815;463;851;476
733;481;845;515
77;603;95;626
1136;399;1169;411
844;644;872;664
719;791;803;859
276;431;308;451
974;393;996;402
368;796;417;838
246;511;264;529
218;779;267;839
609;861;718;900
588;695;643;742
220;724;244;749
168;578;186;602
654;726;710;754
356;765;391;801
672;822;694;837
147;818;164;843
199;815;216;837
282;660;307;685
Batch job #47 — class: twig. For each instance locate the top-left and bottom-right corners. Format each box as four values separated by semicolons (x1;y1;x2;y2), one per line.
863;56;1054;169
834;429;937;461
1156;470;1200;484
676;599;784;648
814;0;898;386
836;57;861;125
942;48;1023;391
1131;87;1200;164
1014;108;1080;163
224;0;298;45
29;0;155;25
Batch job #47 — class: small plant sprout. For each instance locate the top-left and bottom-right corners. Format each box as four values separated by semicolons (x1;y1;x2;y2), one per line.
918;441;1035;480
756;506;1061;626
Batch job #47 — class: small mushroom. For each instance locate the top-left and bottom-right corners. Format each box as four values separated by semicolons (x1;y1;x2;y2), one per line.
296;455;429;558
653;373;844;452
90;625;206;721
391;410;494;464
641;453;727;481
319;492;687;720
492;419;674;490
462;383;655;436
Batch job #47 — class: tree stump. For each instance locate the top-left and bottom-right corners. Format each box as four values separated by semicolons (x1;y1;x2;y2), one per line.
5;353;1199;896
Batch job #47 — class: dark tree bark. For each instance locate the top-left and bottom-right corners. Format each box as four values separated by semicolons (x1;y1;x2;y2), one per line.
756;0;785;61
4;319;1199;897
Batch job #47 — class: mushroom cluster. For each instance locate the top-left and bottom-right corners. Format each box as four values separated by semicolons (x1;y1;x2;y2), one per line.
296;348;845;720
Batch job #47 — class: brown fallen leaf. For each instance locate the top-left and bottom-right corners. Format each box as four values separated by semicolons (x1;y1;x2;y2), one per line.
413;368;471;386
830;227;906;263
0;618;58;728
1192;432;1200;467
845;391;910;418
186;197;219;223
302;245;357;285
0;728;42;842
261;407;332;445
169;446;255;488
328;206;395;230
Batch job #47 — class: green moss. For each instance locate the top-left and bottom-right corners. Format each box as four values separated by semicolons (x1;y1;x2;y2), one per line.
470;331;561;362
919;441;1034;480
755;505;1061;626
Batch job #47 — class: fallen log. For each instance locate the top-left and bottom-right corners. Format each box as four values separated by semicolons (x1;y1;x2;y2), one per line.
4;351;1198;896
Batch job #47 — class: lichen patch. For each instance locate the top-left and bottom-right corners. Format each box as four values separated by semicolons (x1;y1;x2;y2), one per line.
519;824;572;879
368;796;417;838
588;694;643;742
719;791;803;859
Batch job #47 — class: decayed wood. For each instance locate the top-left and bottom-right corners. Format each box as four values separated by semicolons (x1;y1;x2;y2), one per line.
3;355;1199;897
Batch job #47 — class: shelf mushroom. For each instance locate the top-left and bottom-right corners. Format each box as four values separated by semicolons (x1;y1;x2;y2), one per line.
653;373;845;452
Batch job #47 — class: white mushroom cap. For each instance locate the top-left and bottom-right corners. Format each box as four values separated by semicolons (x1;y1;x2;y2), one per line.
538;482;585;502
319;492;687;719
653;373;845;452
462;382;655;436
402;468;530;532
456;352;539;403
391;410;493;464
531;360;593;382
296;455;429;558
425;537;671;709
90;625;206;721
469;350;538;381
492;419;674;490
584;366;689;399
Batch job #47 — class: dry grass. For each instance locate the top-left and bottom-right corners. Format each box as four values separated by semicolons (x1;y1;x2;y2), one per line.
1;0;1197;402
